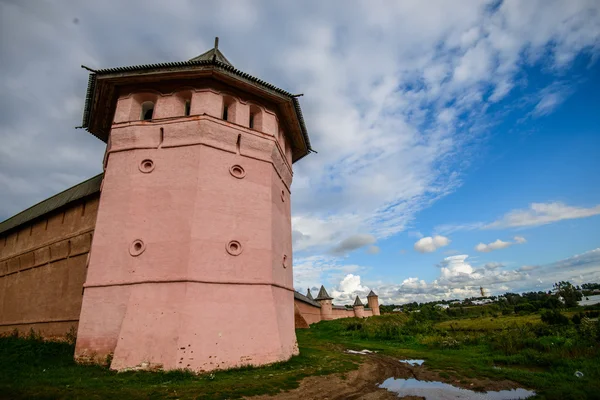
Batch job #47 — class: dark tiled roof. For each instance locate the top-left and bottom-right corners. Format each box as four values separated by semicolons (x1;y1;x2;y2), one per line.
189;47;233;66
294;291;321;308
315;285;333;300
367;290;378;297
0;174;103;236
81;42;312;162
306;288;314;300
353;296;364;307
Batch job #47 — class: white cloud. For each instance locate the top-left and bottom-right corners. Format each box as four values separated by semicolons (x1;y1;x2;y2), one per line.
514;236;527;244
1;1;597;257
475;235;527;252
518;265;539;272
484;262;504;270
292;255;366;293
439;255;474;279
367;245;380;254
475;239;512;252
414;235;451;253
323;248;600;305
437;202;600;235
530;84;572;118
329;234;376;256
331;274;371;304
487;202;600;229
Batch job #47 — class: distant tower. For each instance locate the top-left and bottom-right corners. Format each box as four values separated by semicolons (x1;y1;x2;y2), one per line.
306;288;314;300
315;285;333;320
367;290;380;316
74;38;312;372
353;296;365;318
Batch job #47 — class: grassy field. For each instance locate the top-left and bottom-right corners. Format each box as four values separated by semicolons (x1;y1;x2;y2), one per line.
1;312;599;399
0;330;359;400
435;313;542;330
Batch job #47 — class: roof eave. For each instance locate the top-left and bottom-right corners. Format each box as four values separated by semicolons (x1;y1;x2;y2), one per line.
81;60;312;162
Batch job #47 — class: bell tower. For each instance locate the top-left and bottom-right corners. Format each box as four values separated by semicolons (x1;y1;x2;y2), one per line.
74;38;312;372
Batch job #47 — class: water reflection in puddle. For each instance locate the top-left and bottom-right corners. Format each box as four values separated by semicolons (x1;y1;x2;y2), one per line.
399;359;424;366
380;378;535;399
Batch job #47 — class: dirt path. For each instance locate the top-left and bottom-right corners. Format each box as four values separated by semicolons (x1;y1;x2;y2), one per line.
247;353;524;400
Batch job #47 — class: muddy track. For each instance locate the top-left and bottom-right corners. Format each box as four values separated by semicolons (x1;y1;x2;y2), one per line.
247;353;524;400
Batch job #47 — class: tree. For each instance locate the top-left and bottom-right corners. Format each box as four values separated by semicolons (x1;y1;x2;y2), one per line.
553;281;583;308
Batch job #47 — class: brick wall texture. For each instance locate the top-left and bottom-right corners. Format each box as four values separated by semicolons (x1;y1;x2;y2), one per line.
0;194;100;337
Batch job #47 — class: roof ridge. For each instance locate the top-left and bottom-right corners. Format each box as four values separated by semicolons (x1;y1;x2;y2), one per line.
0;173;104;235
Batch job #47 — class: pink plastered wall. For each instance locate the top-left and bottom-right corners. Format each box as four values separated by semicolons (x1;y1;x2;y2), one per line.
294;301;322;325
75;85;297;372
367;296;380;315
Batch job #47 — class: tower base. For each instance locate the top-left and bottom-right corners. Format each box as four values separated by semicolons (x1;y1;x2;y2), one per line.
75;282;298;372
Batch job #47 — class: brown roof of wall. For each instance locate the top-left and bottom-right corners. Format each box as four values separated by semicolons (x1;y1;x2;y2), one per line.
294;291;321;308
0;174;103;236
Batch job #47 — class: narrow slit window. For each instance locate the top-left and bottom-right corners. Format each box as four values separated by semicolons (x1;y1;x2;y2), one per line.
141;101;154;120
248;105;262;131
184;100;191;116
223;105;229;121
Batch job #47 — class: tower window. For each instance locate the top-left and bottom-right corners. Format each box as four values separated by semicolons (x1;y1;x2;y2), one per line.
141;101;154;121
184;100;191;116
223;105;229;121
248;105;262;131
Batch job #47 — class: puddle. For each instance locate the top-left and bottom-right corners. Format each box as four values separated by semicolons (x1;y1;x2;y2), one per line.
346;349;375;355
380;378;535;399
399;359;425;366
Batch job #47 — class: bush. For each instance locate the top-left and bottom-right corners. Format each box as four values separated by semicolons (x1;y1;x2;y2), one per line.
579;317;598;341
541;309;570;325
515;303;536;314
502;307;514;316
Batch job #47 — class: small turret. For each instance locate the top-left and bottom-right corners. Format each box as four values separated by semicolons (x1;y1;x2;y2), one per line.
316;285;333;320
315;285;333;300
353;296;365;318
367;290;380;316
306;288;314;300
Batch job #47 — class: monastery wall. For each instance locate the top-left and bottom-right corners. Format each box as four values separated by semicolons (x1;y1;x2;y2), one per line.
294;299;322;325
0;194;100;337
332;307;355;319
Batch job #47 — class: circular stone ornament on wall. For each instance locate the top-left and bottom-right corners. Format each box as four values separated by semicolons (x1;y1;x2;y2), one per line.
139;159;155;173
129;239;146;256
226;240;243;256
229;164;246;179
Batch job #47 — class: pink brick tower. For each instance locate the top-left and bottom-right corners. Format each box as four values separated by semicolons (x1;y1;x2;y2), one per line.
352;296;365;318
74;38;312;372
315;285;333;320
367;290;380;316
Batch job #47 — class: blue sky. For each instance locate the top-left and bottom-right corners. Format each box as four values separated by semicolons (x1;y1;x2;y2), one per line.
1;0;599;304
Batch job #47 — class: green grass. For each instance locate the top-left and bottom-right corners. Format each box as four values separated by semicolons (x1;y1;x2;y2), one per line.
435;314;542;331
2;313;599;400
307;314;600;400
0;330;359;400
